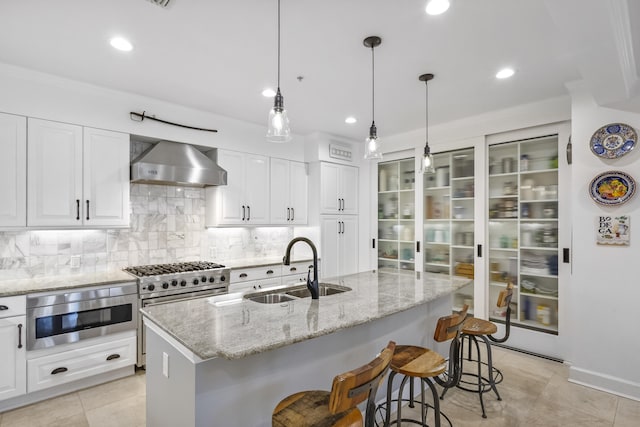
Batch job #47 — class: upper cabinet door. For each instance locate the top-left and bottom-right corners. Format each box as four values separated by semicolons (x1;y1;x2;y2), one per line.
83;128;130;227
27;118;83;227
320;162;340;213
244;153;270;224
339;165;359;215
288;161;308;224
0;113;26;227
215;150;246;225
269;158;290;224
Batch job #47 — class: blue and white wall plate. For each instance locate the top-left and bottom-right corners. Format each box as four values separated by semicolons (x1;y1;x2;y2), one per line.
590;123;636;159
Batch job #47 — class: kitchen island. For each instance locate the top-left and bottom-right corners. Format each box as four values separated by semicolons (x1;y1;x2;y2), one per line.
141;270;470;427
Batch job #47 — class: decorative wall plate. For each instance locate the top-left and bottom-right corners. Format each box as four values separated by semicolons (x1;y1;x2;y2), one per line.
590;123;636;159
589;171;636;206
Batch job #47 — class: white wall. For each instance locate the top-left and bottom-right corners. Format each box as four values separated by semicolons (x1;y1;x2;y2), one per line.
566;83;640;400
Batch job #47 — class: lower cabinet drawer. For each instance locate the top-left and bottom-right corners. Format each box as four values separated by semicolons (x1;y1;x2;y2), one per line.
27;335;136;392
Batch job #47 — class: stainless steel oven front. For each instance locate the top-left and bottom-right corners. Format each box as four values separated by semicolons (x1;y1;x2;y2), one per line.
26;282;138;351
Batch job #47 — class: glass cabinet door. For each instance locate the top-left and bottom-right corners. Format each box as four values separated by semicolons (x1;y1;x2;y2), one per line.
424;148;475;314
488;135;559;333
377;159;415;271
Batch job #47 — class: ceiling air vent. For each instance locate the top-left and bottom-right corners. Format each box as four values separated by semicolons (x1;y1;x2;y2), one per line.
146;0;171;7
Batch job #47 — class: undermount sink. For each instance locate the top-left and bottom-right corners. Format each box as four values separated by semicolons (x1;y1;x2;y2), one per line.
246;293;296;304
285;283;351;298
243;283;352;304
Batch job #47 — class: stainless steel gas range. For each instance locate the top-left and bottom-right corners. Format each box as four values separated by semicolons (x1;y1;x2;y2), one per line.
124;261;230;367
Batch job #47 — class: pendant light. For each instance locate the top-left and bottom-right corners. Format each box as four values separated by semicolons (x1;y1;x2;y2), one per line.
266;0;292;143
420;73;435;174
363;36;382;160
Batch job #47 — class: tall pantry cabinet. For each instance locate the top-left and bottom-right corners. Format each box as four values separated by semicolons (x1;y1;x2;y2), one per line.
319;162;359;279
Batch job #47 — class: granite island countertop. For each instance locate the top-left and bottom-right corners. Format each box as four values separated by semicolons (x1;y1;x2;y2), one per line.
0;270;136;297
141;270;471;361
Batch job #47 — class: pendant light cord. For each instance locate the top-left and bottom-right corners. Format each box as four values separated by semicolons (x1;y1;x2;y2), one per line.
425;80;428;144
277;0;281;89
371;44;375;122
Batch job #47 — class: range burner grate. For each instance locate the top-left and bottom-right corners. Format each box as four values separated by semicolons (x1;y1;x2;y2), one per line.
124;261;226;277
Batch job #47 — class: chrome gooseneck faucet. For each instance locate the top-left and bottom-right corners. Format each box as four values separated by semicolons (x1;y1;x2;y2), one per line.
283;237;319;299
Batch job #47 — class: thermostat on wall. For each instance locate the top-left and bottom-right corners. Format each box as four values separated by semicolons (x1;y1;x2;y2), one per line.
329;144;353;161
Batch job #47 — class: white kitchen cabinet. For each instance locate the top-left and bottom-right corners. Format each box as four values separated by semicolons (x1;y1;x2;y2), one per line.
27;333;136;393
0;296;26;401
206;150;270;226
270;158;308;225
27;118;129;227
0;113;26;227
320;216;358;279
320;162;359;215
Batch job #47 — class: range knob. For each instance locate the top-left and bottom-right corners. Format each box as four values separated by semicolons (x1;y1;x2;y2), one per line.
220;275;226;282
162;282;169;289
192;279;199;285
201;276;207;283
171;280;178;287
147;284;155;291
209;276;215;283
180;280;187;287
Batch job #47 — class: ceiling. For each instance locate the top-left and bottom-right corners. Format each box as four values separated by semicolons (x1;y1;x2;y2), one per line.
0;0;637;141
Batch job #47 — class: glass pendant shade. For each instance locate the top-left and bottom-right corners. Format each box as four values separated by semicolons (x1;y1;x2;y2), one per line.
266;89;291;142
364;122;382;160
422;144;435;174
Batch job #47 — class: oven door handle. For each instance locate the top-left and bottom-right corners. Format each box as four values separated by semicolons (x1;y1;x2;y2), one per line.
51;367;68;375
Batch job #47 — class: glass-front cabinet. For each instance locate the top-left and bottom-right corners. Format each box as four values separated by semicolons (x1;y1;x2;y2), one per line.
488;135;559;333
377;159;415;271
424;148;476;314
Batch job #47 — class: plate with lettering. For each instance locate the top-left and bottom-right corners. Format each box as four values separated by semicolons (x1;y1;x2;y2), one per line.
589;171;636;206
590;123;636;159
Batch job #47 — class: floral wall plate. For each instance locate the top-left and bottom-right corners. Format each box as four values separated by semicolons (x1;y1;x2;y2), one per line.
589;171;636;205
590;123;636;159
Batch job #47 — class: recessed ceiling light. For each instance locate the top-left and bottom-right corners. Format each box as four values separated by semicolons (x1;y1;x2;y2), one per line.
110;37;133;52
345;117;357;124
426;0;450;15
262;88;276;97
496;68;515;79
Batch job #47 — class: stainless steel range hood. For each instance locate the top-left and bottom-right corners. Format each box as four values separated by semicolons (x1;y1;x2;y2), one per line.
130;140;227;187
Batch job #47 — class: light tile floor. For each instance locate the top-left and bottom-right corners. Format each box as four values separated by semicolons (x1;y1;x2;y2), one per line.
0;347;638;426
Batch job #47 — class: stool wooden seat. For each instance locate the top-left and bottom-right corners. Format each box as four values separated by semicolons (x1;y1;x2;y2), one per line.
272;341;396;427
441;282;514;418
378;306;469;427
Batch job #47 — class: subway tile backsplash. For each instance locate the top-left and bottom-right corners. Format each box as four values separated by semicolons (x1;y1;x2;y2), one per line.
0;183;295;280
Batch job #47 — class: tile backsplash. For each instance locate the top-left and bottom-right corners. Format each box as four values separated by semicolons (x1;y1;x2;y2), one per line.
0;183;296;280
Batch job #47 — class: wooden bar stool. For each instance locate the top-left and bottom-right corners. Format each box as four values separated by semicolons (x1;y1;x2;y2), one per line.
440;282;514;418
377;306;468;427
272;341;396;427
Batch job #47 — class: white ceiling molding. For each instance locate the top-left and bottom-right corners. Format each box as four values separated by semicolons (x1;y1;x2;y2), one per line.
608;0;639;100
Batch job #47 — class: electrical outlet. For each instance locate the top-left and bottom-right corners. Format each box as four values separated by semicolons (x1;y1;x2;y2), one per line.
162;352;169;378
70;256;81;268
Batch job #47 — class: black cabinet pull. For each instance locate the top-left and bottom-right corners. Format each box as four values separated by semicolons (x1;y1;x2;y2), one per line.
51;367;68;375
266;269;274;275
0;305;8;310
106;354;121;361
287;207;290;221
239;273;248;278
76;199;80;220
372;238;376;249
416;241;420;253
247;206;251;221
291;207;294;221
242;205;246;221
289;267;297;272
563;248;570;263
477;244;483;258
86;200;90;220
17;324;23;349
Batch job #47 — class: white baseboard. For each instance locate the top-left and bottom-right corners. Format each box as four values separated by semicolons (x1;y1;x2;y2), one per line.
569;366;640;401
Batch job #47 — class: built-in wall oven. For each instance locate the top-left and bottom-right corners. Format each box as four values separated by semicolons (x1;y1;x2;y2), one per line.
26;282;138;351
123;261;230;367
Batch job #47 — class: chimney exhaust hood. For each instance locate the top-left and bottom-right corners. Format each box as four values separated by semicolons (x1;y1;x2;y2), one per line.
130;140;227;187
